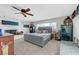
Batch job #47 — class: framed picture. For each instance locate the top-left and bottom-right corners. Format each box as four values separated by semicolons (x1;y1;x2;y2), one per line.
2;20;18;26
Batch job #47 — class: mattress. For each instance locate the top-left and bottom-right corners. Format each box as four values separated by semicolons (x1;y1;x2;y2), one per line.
25;33;51;41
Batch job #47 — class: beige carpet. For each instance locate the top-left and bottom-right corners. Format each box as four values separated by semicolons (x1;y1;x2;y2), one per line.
14;38;60;55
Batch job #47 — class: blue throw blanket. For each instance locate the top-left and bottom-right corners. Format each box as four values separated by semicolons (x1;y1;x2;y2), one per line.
0;29;2;36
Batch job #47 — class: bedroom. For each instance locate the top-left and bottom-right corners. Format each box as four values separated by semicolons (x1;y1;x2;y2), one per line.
0;4;79;55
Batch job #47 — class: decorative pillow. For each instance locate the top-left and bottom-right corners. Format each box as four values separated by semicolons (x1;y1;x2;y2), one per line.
42;30;48;33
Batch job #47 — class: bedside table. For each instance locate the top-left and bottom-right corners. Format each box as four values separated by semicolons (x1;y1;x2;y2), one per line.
51;32;60;41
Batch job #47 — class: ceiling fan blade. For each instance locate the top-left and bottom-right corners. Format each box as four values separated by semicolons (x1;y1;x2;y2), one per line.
26;13;34;16
12;6;21;11
26;8;31;12
21;13;27;17
15;12;21;14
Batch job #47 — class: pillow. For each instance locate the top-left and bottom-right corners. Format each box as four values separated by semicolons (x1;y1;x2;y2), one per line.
42;30;48;33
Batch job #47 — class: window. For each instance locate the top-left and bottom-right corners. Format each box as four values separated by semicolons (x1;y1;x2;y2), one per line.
51;23;57;29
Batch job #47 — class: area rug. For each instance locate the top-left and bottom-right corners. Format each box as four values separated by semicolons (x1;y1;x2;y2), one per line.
14;38;60;55
60;41;79;55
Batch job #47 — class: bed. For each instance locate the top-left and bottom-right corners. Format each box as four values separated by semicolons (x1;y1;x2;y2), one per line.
24;33;51;48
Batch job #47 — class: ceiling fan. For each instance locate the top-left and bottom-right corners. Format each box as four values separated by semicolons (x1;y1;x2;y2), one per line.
12;6;34;17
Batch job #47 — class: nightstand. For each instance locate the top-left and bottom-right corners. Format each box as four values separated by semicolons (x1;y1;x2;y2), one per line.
51;32;60;41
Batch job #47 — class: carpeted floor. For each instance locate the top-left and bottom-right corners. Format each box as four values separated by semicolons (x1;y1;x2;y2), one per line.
14;38;60;55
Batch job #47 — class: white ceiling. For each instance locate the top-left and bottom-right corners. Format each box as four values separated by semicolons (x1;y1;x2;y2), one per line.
0;4;78;22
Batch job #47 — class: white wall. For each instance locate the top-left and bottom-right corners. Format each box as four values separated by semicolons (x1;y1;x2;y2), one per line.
33;16;66;31
22;22;30;34
0;18;30;34
73;15;79;40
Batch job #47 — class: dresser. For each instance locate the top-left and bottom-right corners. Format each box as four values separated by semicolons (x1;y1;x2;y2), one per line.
0;34;14;55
